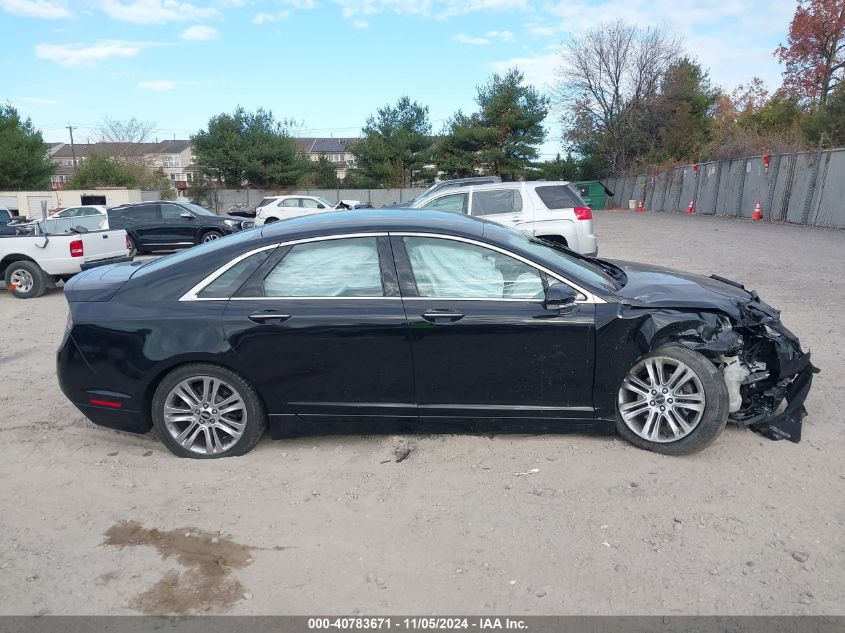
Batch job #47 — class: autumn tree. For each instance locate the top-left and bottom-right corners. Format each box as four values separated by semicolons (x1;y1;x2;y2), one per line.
776;0;845;107
556;20;681;174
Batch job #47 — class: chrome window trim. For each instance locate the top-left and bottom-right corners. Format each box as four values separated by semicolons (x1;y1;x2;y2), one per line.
180;230;605;304
179;232;388;302
393;232;604;304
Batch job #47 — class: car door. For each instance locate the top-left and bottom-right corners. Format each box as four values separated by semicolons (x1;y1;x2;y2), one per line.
392;234;596;424
300;198;331;217
221;234;415;427
159;203;197;246
468;188;528;228
419;192;468;214
122;204;161;247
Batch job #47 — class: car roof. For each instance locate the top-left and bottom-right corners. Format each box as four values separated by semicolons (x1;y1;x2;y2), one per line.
260;208;487;240
468;180;572;192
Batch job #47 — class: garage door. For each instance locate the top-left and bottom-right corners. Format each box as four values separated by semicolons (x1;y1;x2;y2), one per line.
0;195;17;213
27;196;53;219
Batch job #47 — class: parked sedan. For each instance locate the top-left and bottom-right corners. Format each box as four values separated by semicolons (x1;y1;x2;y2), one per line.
57;210;815;459
108;200;254;256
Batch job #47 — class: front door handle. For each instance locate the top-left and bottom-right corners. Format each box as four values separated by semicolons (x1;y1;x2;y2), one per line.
422;309;464;323
248;311;291;324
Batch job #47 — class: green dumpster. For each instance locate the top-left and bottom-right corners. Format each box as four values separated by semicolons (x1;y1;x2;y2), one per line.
573;180;614;210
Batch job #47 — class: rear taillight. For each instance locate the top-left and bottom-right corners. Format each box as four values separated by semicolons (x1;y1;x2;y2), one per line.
574;206;592;220
70;239;84;257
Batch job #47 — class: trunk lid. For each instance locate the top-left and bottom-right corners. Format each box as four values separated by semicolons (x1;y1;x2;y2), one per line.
63;261;144;302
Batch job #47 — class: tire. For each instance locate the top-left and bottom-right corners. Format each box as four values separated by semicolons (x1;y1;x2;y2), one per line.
126;235;138;258
4;260;47;299
200;230;223;243
151;363;267;459
615;345;729;455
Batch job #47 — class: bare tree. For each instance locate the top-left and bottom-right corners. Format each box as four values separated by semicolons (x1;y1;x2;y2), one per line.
95;117;157;164
555;20;681;174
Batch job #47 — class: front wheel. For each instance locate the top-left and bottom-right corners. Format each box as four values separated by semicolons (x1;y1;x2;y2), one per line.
151;363;267;458
4;260;47;299
201;230;223;243
615;345;729;455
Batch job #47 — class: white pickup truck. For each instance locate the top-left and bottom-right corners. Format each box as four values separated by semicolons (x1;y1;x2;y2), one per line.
1;227;132;299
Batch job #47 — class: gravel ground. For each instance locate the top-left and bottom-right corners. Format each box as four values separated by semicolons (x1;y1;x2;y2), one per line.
0;211;843;616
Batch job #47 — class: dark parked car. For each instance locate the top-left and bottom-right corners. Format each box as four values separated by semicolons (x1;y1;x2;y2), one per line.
107;201;254;256
57;210;815;459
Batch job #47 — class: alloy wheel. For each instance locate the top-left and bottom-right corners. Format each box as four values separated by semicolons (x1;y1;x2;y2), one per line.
162;376;247;455
202;233;220;242
617;356;706;443
9;268;34;293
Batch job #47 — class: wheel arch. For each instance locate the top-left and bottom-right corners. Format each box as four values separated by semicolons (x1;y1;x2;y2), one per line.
141;355;270;424
1;254;40;280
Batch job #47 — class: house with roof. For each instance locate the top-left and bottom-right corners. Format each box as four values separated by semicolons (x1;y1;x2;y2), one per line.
48;140;200;193
294;137;358;180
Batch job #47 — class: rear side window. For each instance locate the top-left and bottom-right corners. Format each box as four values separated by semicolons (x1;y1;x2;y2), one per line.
534;185;587;210
197;250;272;299
113;204;157;221
471;189;523;216
263;237;383;297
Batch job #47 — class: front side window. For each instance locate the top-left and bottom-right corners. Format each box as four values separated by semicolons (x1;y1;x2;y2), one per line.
161;204;187;220
420;193;468;214
300;198;320;208
264;237;383;297
471;189;523;216
403;236;544;300
281;198;300;208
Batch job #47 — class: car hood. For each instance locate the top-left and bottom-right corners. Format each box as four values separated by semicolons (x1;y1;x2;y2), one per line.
608;260;780;323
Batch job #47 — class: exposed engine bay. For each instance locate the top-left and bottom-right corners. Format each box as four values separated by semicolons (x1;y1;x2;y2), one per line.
619;275;818;443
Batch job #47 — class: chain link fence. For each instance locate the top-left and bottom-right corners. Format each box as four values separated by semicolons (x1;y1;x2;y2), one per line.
603;149;845;229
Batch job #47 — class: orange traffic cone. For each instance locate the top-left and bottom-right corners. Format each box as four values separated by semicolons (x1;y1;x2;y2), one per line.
637;200;644;212
686;200;694;214
752;201;762;221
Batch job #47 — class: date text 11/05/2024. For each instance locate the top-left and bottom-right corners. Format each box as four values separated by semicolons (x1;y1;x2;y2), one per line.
308;617;528;630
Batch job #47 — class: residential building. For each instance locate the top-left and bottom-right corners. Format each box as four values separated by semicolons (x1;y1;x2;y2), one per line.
294;137;358;180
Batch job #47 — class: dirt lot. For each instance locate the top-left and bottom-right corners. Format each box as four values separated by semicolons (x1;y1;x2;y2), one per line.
0;211;843;616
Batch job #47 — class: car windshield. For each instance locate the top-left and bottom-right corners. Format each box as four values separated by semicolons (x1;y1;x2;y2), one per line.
315;197;335;208
497;229;622;291
179;202;216;216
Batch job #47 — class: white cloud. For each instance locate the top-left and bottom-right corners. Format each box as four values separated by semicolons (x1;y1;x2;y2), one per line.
332;0;528;22
35;40;150;67
0;0;70;19
180;24;218;40
490;52;559;90
14;95;60;105
453;29;515;46
352;18;367;28
454;33;490;45
138;79;176;90
99;0;219;24
253;10;289;23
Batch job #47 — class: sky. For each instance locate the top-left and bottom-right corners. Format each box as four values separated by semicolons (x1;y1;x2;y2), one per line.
2;0;798;159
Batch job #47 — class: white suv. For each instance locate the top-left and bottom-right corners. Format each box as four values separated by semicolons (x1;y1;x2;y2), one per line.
411;181;597;255
254;195;337;226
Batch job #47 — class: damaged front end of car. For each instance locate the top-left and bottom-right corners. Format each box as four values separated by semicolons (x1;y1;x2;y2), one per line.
627;277;818;443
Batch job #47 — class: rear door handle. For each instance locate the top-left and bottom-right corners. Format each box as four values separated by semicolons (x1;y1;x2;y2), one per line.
422;309;464;323
248;311;291;324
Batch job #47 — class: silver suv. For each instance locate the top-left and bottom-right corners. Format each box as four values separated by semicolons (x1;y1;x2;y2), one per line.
411;181;598;255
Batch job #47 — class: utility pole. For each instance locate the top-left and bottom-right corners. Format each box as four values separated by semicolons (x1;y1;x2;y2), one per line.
66;125;78;168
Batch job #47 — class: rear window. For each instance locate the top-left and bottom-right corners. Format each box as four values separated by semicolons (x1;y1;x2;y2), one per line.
534;185;587;210
258;198;278;208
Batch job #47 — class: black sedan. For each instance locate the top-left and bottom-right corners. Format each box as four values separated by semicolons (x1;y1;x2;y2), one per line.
107;200;254;256
57;210;816;458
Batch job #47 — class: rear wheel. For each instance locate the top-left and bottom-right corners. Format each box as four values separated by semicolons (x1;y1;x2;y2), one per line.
152;363;267;458
4;260;47;299
615;345;729;455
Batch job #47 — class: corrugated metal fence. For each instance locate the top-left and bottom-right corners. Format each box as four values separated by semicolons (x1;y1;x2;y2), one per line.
603;149;845;229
